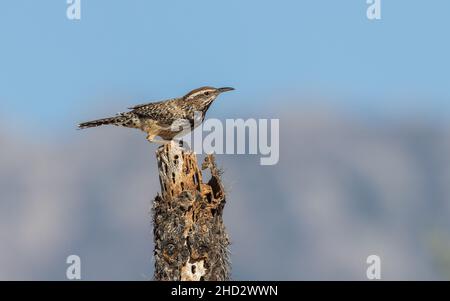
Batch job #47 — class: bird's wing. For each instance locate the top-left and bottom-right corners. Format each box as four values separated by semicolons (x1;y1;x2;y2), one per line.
131;100;183;128
128;100;164;110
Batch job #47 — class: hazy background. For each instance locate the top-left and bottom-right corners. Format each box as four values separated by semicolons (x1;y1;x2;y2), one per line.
1;0;450;280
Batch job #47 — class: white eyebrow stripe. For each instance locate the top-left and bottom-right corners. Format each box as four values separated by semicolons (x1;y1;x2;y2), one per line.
186;89;215;99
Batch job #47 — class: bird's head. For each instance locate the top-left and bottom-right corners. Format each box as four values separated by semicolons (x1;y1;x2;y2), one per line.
183;86;234;111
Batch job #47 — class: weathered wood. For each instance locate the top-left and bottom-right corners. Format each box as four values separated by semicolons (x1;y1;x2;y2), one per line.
152;142;230;281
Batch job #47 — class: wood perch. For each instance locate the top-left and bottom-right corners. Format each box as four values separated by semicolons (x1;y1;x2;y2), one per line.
152;141;230;281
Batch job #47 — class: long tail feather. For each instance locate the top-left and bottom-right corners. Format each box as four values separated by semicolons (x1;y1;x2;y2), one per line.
78;116;127;129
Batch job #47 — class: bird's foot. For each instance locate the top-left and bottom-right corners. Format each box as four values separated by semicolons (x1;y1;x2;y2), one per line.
153;139;171;145
146;134;170;145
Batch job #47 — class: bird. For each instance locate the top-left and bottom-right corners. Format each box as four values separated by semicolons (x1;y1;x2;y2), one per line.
78;86;234;143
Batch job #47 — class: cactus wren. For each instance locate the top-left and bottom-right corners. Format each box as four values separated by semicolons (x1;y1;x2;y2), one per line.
78;86;234;143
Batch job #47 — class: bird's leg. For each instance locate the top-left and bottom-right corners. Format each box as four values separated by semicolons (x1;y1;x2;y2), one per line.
146;133;155;143
146;134;162;144
152;138;171;145
146;134;170;145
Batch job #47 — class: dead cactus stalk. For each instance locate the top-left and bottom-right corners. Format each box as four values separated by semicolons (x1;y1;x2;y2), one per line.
152;141;230;281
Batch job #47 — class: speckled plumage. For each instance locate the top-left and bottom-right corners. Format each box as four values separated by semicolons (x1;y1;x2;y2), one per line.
78;86;234;143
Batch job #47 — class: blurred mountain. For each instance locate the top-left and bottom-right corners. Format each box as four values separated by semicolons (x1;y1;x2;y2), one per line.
1;106;450;280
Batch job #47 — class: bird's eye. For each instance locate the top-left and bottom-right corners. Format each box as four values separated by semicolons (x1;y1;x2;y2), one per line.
204;91;210;96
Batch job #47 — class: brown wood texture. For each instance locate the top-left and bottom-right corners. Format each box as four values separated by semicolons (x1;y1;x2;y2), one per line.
152;142;230;280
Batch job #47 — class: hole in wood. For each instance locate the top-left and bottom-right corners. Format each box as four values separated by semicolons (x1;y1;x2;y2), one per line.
165;243;175;256
172;172;176;184
180;182;184;190
206;192;212;203
191;264;196;274
203;259;210;268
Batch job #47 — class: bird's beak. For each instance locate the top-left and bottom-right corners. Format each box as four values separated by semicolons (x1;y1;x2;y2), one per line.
217;87;235;93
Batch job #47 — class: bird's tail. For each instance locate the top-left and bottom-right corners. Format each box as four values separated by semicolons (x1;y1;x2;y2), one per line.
78;115;129;129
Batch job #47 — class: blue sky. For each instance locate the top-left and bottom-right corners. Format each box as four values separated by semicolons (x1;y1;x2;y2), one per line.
0;1;449;132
